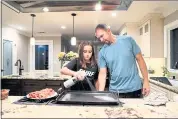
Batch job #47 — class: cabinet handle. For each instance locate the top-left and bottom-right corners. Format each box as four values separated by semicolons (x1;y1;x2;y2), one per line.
46;84;61;87
24;83;36;86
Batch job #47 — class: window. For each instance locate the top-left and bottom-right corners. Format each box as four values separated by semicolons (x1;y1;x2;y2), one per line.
145;24;149;33
140;27;143;35
170;28;178;69
35;45;49;70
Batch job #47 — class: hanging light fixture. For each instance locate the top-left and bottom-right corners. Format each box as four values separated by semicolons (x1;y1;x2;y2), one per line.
71;13;76;46
30;14;36;46
95;1;102;11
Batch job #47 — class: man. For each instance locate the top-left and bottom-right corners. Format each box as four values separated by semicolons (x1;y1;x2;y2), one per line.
95;24;150;98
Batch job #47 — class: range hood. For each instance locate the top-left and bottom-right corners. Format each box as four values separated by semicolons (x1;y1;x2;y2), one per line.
2;0;133;13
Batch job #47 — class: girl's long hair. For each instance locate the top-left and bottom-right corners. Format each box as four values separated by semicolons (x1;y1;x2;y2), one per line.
78;41;97;68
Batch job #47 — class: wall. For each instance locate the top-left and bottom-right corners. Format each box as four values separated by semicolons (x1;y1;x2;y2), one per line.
150;17;164;58
34;36;62;72
2;27;29;75
17;34;29;72
135;14;165;77
118;23;141;47
126;23;141;47
164;10;178;26
144;58;165;77
0;3;1;77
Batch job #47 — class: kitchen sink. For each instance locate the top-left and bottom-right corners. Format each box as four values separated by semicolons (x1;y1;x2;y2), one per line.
150;77;172;86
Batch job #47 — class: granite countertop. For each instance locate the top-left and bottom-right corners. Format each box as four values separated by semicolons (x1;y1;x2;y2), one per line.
1;95;178;118
149;79;178;94
2;72;72;80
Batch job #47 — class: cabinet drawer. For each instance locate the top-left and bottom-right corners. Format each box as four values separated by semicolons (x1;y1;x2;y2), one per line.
2;79;20;85
2;85;21;91
45;80;63;86
2;79;21;92
9;91;21;96
22;80;46;87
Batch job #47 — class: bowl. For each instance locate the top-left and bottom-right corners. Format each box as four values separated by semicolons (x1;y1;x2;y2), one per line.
1;89;10;100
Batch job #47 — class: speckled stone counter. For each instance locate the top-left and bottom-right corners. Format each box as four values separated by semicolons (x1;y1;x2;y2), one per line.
1;72;71;80
149;79;178;94
149;79;178;102
1;96;178;118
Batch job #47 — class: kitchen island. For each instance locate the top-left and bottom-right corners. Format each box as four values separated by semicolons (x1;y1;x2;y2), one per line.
2;73;178;118
1;96;178;118
1;72;71;96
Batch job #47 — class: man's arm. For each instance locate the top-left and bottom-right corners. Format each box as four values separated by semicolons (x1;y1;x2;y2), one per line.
136;53;150;96
98;68;107;91
136;53;148;81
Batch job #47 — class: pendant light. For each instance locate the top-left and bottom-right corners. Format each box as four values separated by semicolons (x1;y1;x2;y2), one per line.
71;13;76;46
30;14;36;46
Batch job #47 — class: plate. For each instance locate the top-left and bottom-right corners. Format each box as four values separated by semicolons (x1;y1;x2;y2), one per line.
26;92;58;100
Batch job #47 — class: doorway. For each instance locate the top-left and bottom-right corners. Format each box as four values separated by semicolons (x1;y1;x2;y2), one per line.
35;45;49;70
3;39;13;76
30;40;53;72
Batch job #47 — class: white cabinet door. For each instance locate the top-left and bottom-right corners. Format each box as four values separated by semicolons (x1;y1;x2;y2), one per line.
140;21;150;57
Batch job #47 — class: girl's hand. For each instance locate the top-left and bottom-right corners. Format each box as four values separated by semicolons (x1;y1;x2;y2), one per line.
74;71;86;80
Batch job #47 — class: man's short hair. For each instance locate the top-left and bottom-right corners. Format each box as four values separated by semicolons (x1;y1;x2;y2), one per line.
95;24;110;32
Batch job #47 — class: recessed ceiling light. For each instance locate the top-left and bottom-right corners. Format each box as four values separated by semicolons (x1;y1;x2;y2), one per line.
111;12;116;17
61;26;66;29
43;7;49;12
95;2;102;11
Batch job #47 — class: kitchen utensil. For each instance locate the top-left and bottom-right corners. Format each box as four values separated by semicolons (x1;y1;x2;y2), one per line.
85;76;96;91
26;92;58;100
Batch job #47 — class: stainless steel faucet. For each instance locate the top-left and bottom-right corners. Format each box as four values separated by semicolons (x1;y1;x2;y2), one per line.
15;59;24;75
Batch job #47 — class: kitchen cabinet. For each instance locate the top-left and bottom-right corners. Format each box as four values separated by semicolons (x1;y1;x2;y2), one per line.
45;80;63;92
1;79;64;96
1;79;22;96
21;80;46;95
1;78;109;96
139;20;151;57
139;14;164;58
119;14;164;58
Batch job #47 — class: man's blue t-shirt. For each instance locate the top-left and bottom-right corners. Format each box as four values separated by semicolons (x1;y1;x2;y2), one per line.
98;35;142;93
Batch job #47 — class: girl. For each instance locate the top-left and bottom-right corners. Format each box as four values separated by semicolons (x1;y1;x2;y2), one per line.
60;41;99;91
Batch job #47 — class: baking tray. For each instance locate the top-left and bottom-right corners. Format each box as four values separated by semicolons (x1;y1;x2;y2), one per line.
55;91;120;105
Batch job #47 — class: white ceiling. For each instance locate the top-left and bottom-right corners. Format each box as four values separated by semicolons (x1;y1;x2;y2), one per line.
2;1;178;40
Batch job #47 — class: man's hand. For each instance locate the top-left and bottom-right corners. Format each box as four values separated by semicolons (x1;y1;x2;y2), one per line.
142;81;150;96
136;53;150;97
74;71;86;80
